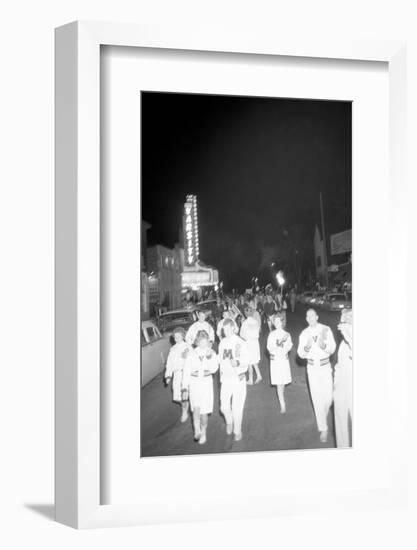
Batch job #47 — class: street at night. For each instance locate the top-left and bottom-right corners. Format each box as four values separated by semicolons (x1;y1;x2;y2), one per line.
141;91;352;457
141;303;345;457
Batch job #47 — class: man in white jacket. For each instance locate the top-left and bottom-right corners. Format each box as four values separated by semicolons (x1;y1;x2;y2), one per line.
333;308;353;448
218;318;249;441
297;308;336;443
185;310;215;347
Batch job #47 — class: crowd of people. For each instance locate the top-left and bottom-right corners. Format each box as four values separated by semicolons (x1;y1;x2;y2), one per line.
164;290;353;450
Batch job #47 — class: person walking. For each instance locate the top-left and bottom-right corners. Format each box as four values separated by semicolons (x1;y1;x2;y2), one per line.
240;307;262;385
218;318;249;441
289;288;297;313
267;312;293;413
164;327;191;423
216;309;235;340
297;308;336;443
333;308;353;448
263;294;277;331
181;330;219;444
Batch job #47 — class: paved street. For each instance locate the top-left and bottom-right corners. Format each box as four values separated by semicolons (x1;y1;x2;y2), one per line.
141;304;344;457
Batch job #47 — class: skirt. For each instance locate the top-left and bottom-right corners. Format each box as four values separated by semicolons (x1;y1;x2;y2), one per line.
270;357;292;386
246;339;261;364
172;370;184;402
189;375;214;414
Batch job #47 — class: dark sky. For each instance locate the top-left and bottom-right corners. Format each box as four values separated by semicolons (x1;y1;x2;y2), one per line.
141;92;351;290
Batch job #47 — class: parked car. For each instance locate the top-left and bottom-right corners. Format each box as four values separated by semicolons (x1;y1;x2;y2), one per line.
141;320;171;387
297;291;314;304
196;299;217;318
320;292;351;312
310;291;326;307
157;308;199;336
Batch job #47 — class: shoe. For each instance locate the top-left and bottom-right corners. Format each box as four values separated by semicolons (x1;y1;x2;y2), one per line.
255;376;262;384
199;431;207;445
226;423;233;435
280;405;286;414
234;432;242;442
247;380;253;385
180;411;189;423
319;430;328;443
194;430;201;442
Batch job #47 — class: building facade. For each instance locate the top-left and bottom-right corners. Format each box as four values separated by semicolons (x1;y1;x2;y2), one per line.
314;225;352;290
146;244;182;313
141;220;151;319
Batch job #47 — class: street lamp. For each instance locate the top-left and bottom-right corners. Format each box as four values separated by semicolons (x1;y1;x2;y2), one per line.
276;270;285;298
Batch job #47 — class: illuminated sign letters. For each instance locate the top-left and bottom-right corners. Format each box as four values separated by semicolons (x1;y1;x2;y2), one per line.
183;194;200;266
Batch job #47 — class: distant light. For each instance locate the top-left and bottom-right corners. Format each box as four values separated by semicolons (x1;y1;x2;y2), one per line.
276;271;285;286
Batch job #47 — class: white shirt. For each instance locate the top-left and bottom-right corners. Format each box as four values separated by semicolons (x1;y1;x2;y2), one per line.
240;317;260;342
181;347;219;388
165;341;190;378
297;323;336;366
267;329;293;360
218;334;249;382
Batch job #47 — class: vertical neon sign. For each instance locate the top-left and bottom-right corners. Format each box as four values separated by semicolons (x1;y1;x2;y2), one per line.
183;194;199;266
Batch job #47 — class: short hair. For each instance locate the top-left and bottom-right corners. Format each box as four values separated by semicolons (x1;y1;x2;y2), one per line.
273;311;287;328
197;309;206;316
306;307;318;316
223;318;236;329
172;326;186;338
195;329;210;344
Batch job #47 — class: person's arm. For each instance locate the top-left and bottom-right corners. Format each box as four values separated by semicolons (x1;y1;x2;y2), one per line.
266;332;275;355
205;351;219;375
165;349;174;380
181;351;193;389
231;339;249;374
283;332;293;354
297;330;311;359
216;320;223;339
324;327;337;355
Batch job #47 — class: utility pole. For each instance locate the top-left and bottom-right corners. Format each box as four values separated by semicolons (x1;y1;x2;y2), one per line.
319;192;329;289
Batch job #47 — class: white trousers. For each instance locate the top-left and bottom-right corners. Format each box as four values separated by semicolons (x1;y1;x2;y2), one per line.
307;364;333;432
333;362;353;447
220;379;247;435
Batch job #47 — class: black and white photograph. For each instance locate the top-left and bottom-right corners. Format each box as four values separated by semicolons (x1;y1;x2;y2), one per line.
140;91;352;457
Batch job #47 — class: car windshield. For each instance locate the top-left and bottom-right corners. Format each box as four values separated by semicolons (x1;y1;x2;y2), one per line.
329;294;346;301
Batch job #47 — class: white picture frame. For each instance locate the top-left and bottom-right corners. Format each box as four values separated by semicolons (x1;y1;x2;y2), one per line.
55;21;407;529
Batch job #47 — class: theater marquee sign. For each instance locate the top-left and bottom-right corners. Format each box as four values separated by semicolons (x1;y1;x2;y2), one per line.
183;194;200;266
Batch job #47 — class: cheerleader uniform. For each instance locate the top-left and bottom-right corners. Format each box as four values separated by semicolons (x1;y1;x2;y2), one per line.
164;341;190;402
240;316;261;365
267;329;293;385
182;347;219;414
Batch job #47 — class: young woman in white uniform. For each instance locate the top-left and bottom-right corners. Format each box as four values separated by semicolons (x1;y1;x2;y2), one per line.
267;312;293;413
164;327;191;422
240;307;262;385
182;330;219;444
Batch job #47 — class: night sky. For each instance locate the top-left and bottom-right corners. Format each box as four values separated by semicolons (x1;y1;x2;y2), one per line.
141;92;351;291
